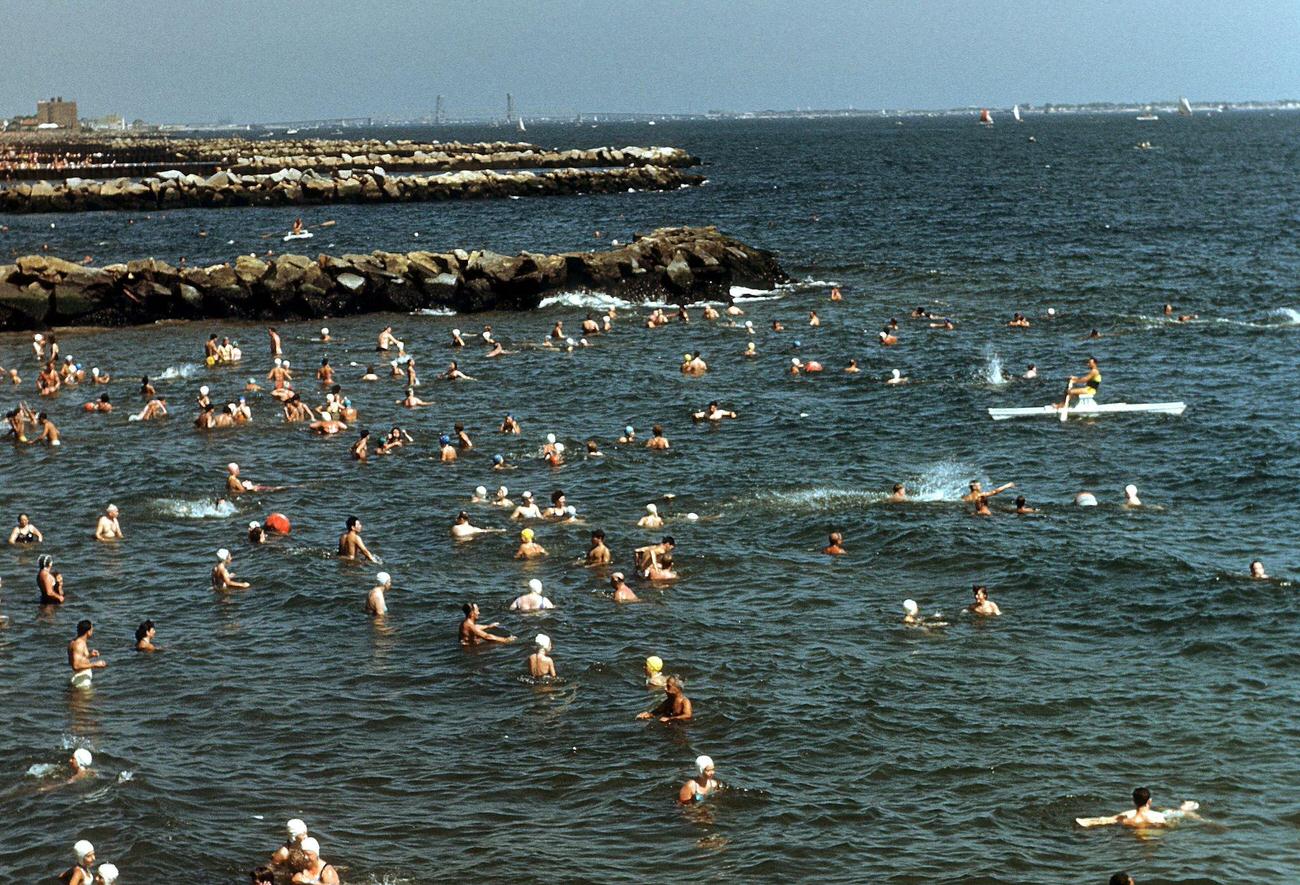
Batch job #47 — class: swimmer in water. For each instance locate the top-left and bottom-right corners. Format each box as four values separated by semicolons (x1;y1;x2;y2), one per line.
968;584;1001;617
844;359;860;373
338;516;380;563
69;747;94;778
270;818;309;871
367;572;392;616
885;369;907;385
493;486;513;508
450;328;466;347
1014;495;1037;514
441;360;474;381
514;528;548;559
830;286;842;301
9;513;43;545
644;655;666;687
459;602;516;645
82;393;112;413
617;425;637;444
928;317;955;330
1077;787;1201;829
511;491;542;520
316;358;333;384
1075;491;1099;507
823;531;845;555
638;504;664;529
135;619;158;652
359;365;379;382
743;340;757;358
499;413;521;434
963;480;1013;504
349;429;370;461
587;529;612;565
879;328;898;346
586;439;604;457
377;325;403;352
29;411;60;445
901;599;949;628
692;401;738;421
638;675;692;722
1123;484;1142;507
681;351;708;376
528;634;556;678
131;396;168;422
95;505;122;541
451;511;496;539
39;555;65;604
68;620;107;683
512;577;553;610
1249;560;1268;579
543;490;568;519
291;837;339;884
886;483;908;503
309;416;347;435
611;571;638;602
678;754;718;804
248;521;266;545
1023;363;1038;380
646;425;669;449
60;839;97;885
212;548;250;590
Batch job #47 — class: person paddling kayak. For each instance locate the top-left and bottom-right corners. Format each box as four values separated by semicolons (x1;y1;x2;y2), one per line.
1055;356;1101;410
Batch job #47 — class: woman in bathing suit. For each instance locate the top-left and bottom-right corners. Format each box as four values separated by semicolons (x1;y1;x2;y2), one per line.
9;513;42;544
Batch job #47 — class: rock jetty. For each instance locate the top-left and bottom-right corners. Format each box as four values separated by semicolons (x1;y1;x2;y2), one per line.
0;165;703;214
0;227;785;330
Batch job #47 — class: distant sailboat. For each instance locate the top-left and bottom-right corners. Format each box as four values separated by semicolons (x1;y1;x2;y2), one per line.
1012;104;1022;123
1178;96;1193;117
1136;105;1159;121
979;108;993;125
517;117;526;132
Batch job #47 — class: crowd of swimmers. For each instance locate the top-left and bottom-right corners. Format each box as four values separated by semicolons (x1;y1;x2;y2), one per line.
4;291;1272;882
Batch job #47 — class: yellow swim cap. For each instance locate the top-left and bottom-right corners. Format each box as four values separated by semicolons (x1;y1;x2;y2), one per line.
683;353;692;362
646;655;663;673
521;528;534;542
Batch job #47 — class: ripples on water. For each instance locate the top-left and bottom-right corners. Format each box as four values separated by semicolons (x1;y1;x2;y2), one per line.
1;114;1299;882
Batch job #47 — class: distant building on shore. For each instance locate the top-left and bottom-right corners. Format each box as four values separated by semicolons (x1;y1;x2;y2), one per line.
36;96;78;131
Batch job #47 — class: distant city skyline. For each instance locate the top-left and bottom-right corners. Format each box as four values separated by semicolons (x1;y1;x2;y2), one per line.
4;0;1297;123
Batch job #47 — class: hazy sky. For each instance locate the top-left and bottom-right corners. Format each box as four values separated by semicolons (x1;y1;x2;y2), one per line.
4;0;1297;122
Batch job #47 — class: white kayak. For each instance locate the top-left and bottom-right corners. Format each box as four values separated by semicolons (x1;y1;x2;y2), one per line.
989;400;1186;421
283;231;314;242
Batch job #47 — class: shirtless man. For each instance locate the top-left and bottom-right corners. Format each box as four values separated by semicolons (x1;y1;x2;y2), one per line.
587;530;612;565
349;430;370;462
441;361;474;381
399;388;431;408
637;676;692;722
212;549;250;590
367;572;392;616
132;397;168;422
459;602;515;646
611;572;638;603
968;584;1001;617
1077;787;1201;829
963;480;1014;504
823;531;846;555
646;425;669;450
83;394;112;413
692;401;737;421
282;394;314;422
510;579;555;612
95;505;122;541
887;483;908;503
268;327;283;358
681;351;708;376
377;325;403;352
37;361;61;395
450;511;494;539
316;358;334;385
338;516;380;563
29;412;60;445
635;536;676;578
68;620;107;681
499;413;521;434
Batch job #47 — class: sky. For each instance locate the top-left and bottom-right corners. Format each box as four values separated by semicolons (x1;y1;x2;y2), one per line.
3;0;1298;123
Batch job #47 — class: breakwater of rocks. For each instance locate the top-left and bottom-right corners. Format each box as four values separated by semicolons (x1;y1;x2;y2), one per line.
0;164;703;214
0;226;785;330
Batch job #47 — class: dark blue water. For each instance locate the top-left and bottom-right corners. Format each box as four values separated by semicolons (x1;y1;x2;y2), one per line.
1;114;1299;884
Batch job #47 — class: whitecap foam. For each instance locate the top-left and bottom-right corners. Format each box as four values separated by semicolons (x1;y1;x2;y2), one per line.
152;498;238;519
1268;307;1300;325
538;291;635;310
157;363;201;380
729;286;783;302
409;307;456;316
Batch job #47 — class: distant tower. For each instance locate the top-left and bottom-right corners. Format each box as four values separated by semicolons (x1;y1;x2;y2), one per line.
505;93;515;124
434;94;445;125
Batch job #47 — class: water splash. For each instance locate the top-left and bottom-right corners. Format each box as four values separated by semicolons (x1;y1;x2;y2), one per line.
156;363;201;380
1268;307;1300;325
25;763;57;778
910;460;977;501
746;487;882;511
151;498;238;519
980;346;1007;386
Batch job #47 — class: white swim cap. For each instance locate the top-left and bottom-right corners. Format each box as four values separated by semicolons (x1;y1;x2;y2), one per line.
546;433;556;444
646;503;658;514
321;327;329;335
73;748;93;768
216;548;230;561
522;490;533;499
1076;492;1098;507
1125;484;1138;497
97;863;119;883
475;485;487;497
377;571;391;585
1047;307;1056;315
535;633;551;650
300;837;320;855
248;521;260;530
286;818;308;837
696;755;714;773
554;442;565;454
497;486;508;496
580;338;589;346
74;840;94;860
744;320;753;328
452;328;461;336
686;512;699;521
528;578;544;594
903;599;919;615
275;358;283;367
566;337;575;346
34;333;43;341
228;462;239;472
283;360;290;368
792;358;802;366
92;367;100;375
199;385;210;395
891;369;901;379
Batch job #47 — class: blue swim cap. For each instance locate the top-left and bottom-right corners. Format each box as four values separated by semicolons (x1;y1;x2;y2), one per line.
440;434;451;445
793;340;801;348
625;425;634;435
343;398;352;406
493;454;504;464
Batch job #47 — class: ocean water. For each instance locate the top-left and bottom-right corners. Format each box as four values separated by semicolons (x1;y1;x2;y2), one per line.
1;113;1299;883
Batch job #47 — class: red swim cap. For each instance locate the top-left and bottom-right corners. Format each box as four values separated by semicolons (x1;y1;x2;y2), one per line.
264;513;291;534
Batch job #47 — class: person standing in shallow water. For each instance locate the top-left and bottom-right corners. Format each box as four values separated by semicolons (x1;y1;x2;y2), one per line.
458;603;515;646
637;675;692;722
679;755;718;804
338;516;380;563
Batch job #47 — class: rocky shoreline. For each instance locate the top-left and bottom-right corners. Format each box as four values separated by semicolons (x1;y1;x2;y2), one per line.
0;226;785;330
0;164;703;214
